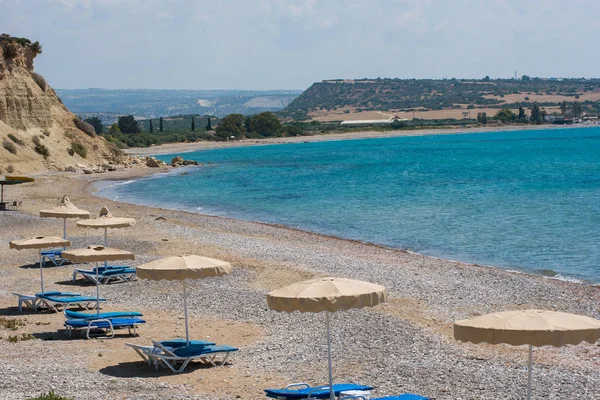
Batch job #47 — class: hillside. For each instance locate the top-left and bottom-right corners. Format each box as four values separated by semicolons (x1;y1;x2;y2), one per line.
0;35;124;174
56;88;302;119
282;78;600;120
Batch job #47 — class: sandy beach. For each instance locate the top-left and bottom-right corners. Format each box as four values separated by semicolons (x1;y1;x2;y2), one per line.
125;124;585;156
0;167;599;400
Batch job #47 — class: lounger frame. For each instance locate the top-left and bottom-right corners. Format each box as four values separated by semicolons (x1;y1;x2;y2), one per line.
145;341;236;373
65;318;141;339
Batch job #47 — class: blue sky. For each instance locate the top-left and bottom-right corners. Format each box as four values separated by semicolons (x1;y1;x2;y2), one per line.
2;0;599;90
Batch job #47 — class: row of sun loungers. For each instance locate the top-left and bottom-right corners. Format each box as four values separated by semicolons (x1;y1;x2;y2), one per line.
126;339;239;373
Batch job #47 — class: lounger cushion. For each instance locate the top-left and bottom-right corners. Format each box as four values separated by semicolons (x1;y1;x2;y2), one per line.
64;310;143;319
265;384;374;399
376;395;429;400
159;339;216;348
64;317;145;329
100;268;136;276
36;291;80;297
39;295;105;303
172;344;238;357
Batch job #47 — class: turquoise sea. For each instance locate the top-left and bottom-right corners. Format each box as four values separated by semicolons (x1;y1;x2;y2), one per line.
99;127;600;283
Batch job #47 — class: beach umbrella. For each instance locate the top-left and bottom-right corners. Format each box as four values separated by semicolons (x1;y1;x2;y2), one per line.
9;236;71;294
136;255;232;344
267;277;387;400
454;309;600;399
77;206;136;246
62;245;135;316
39;195;90;241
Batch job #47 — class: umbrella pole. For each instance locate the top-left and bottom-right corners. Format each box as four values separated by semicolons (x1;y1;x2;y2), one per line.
183;280;190;345
527;345;533;400
63;219;67;240
104;228;108;268
39;250;44;294
96;262;100;317
326;312;334;400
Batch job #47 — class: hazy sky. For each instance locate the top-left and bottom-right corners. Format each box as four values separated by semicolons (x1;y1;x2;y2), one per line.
2;0;599;90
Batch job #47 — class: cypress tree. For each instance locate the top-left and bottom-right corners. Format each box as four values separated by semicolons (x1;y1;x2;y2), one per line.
159;116;164;132
149;119;154;133
191;116;195;131
206;117;212;130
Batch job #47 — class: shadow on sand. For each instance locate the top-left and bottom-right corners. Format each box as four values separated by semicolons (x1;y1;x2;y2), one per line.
99;359;214;378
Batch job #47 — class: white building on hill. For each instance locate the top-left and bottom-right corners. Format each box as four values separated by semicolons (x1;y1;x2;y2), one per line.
339;116;408;126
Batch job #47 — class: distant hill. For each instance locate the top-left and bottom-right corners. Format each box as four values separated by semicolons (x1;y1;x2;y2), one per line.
55;88;302;119
282;78;600;120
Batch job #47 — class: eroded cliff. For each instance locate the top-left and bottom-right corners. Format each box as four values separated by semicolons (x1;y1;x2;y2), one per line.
0;35;125;174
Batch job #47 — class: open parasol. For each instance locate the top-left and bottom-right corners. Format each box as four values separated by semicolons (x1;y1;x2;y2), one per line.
136;255;232;344
62;245;135;316
455;309;600;399
40;195;90;240
267;277;387;400
9;236;71;293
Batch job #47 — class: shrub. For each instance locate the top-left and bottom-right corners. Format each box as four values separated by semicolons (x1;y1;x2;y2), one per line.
71;142;87;158
0;317;25;330
31;72;47;91
32;136;50;158
3;41;19;58
42;129;50;137
27;391;72;400
7;133;24;146
73;117;96;137
6;164;14;173
2;140;17;154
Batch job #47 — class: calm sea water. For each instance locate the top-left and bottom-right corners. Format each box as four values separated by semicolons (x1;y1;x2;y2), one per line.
99;127;600;282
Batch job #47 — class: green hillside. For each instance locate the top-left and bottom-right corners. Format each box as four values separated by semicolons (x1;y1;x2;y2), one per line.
282;78;600;119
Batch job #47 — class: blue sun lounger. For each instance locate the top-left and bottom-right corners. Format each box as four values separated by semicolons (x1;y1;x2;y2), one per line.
145;343;239;372
341;395;429;400
265;383;374;399
125;338;217;365
64;309;143;319
36;291;106;312
41;248;65;266
72;265;136;284
64;317;145;339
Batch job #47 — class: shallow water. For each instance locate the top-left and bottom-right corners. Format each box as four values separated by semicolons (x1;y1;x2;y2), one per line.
100;127;600;282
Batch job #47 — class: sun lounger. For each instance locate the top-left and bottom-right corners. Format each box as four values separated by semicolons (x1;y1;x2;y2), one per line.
72;266;136;284
41;248;65;267
340;395;429;400
125;339;216;365
12;293;38;312
265;383;374;399
146;342;238;373
64;309;143;319
36;292;106;313
64;317;145;339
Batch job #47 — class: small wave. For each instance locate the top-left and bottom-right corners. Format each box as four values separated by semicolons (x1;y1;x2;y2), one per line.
546;274;585;284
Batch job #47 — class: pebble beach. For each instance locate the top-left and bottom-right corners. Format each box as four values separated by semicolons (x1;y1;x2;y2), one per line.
0;168;599;400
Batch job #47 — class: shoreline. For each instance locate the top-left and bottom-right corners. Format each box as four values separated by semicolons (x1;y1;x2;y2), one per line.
125;123;587;156
92;167;597;286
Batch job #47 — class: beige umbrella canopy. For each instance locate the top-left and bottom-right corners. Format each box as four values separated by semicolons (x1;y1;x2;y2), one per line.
267;277;387;400
77;207;136;245
455;310;600;399
137;255;233;344
137;255;232;281
40;195;90;240
9;236;71;293
62;245;135;316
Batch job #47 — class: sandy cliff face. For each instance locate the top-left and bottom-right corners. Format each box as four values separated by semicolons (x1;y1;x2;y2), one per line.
0;36;124;174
